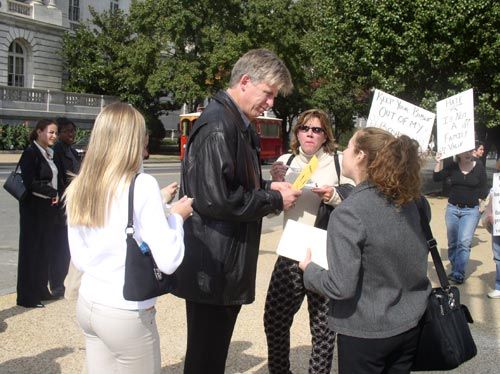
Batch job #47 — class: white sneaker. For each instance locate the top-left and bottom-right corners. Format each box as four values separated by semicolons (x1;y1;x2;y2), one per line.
487;289;500;299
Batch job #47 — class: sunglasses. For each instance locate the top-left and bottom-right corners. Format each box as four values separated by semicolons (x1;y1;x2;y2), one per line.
298;125;325;135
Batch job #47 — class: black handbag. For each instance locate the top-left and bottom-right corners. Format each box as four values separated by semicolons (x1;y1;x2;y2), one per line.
412;199;477;371
311;152;353;230
123;174;174;301
3;161;27;201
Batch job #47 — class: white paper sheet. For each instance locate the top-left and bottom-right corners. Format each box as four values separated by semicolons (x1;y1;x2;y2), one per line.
277;219;328;269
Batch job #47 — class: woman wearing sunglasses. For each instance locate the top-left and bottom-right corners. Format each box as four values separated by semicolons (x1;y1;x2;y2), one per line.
264;109;354;373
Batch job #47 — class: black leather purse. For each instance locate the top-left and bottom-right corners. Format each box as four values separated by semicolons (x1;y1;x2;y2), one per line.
123;174;174;301
3;161;27;201
412;198;477;371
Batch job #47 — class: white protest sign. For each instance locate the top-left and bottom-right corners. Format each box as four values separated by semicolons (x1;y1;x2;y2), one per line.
492;173;500;236
366;89;435;151
436;89;475;158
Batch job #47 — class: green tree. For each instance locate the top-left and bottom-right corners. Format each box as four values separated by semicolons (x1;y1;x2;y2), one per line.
306;0;499;134
62;0;314;144
62;7;166;137
243;0;314;142
129;0;251;111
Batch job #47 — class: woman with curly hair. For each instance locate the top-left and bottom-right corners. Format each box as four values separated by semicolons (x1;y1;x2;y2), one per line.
299;127;432;374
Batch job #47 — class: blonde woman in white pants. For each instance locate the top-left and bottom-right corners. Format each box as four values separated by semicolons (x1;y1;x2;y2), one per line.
65;102;192;373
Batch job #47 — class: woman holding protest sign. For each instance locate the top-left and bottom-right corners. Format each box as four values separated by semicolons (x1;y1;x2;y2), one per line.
298;127;431;374
433;149;488;284
263;109;354;374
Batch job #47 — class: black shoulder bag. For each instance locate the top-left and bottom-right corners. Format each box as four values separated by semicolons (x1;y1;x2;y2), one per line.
313;152;353;230
412;198;477;371
123;174;174;301
3;160;27;201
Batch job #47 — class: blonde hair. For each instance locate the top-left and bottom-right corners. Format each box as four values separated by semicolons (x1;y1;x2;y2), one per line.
229;49;293;95
289;109;336;154
65;102;146;227
354;127;422;206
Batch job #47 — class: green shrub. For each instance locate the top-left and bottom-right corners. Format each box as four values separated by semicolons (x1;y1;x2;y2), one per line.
75;128;91;143
0;124;30;150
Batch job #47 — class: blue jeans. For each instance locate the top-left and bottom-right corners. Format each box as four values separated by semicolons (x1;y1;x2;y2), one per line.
492;236;500;290
445;203;481;281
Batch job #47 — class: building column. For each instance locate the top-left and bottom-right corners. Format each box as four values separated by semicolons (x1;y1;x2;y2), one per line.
48;0;57;8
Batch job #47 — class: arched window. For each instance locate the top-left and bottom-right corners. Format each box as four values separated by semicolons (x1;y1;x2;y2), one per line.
8;41;25;87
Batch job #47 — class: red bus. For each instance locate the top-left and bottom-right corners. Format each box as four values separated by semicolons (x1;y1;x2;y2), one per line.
179;112;283;163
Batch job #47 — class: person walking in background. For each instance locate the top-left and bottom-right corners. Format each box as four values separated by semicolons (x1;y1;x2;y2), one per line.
483;194;500;299
264;109;354;374
473;140;486;165
17;119;63;308
299;128;431;374
65;102;192;373
51;117;80;298
433;150;488;284
172;48;301;374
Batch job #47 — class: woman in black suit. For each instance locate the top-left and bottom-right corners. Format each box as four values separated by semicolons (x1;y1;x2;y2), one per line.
17;119;62;308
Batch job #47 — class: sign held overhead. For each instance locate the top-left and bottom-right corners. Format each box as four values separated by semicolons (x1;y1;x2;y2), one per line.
436;88;475;159
367;89;435;152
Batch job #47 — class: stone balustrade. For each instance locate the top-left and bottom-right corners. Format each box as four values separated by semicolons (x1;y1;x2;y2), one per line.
0;85;118;125
7;0;31;17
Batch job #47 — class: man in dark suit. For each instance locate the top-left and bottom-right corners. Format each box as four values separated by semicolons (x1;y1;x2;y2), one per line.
51;118;80;298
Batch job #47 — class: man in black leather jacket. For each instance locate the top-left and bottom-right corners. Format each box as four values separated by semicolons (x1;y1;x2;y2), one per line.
173;49;301;374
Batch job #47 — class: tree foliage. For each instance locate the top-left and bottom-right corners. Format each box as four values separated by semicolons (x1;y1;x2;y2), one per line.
62;0;499;143
306;0;499;133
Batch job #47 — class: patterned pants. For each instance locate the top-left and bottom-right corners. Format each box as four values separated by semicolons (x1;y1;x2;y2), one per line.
264;256;336;374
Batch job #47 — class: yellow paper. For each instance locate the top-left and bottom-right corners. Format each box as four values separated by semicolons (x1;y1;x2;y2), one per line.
292;155;318;190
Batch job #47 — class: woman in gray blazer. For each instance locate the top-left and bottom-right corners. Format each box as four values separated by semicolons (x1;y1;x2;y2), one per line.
299;127;431;374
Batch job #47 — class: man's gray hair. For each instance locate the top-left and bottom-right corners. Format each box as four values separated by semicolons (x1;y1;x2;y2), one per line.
229;49;293;95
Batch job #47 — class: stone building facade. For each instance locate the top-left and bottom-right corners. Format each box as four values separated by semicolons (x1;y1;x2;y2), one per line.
0;0;131;125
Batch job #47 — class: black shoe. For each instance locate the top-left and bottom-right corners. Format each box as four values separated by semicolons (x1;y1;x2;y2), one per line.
50;291;65;299
18;302;45;308
41;294;62;301
449;276;464;285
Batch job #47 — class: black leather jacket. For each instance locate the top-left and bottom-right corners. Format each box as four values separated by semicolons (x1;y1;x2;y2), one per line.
172;91;283;305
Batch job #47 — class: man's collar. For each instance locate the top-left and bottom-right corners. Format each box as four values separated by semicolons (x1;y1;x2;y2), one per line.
226;90;251;128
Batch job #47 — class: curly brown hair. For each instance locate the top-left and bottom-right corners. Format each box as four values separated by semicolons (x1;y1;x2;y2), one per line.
289;109;336;154
355;127;422;206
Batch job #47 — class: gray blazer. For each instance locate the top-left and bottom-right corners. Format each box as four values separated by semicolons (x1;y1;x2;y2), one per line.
304;182;431;339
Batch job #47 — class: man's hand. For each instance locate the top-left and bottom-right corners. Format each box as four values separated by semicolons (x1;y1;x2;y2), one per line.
271;182;301;210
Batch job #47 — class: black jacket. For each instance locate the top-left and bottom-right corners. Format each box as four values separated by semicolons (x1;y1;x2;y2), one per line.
172;91;283;305
53;141;80;191
19;142;62;200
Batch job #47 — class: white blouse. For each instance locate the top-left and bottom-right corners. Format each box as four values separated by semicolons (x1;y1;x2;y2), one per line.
68;173;185;310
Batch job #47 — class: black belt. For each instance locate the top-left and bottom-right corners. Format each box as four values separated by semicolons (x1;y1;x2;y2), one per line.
451;203;477;209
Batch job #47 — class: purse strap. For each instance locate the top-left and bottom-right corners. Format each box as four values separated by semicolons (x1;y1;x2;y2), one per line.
126;174;140;238
415;197;450;289
333;152;341;182
14;158;22;173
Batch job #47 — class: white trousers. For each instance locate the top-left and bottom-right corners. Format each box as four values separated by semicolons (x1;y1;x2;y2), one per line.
76;296;161;374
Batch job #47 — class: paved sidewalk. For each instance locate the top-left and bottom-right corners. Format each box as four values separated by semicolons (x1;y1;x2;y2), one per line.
0;197;499;373
0;152;179;166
